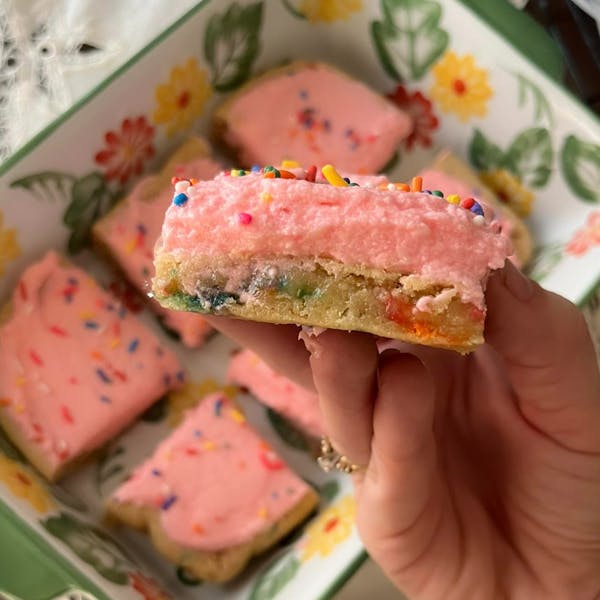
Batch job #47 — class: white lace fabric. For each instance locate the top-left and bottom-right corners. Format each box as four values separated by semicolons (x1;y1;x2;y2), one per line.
0;0;198;161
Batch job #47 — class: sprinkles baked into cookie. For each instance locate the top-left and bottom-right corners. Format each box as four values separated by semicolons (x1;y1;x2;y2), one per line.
107;393;318;582
153;165;511;353
0;251;183;481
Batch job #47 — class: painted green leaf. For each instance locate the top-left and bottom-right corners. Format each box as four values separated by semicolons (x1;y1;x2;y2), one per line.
204;2;264;92
9;171;76;203
561;135;600;203
468;129;504;171
280;0;307;19
42;513;133;584
319;480;340;502
503;127;553;188
525;243;564;282
249;555;300;600
371;0;449;81
266;408;309;451
62;172;116;254
515;73;554;127
95;444;126;494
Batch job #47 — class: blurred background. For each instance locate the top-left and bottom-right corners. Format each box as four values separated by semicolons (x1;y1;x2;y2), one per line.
0;0;599;163
524;0;600;114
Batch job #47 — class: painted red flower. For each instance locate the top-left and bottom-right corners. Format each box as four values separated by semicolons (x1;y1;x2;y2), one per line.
108;280;144;313
95;116;155;184
387;85;439;151
129;571;171;600
565;211;600;256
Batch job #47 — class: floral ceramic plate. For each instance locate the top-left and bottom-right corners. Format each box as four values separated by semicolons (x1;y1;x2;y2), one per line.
0;1;599;599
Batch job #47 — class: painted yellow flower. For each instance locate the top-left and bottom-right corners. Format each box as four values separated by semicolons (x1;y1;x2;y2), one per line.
167;379;238;427
479;169;535;217
299;0;362;22
430;52;493;122
153;58;212;137
301;495;356;561
0;454;55;514
0;209;20;277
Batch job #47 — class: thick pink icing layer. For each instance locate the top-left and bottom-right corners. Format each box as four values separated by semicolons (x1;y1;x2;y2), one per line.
159;171;511;307
0;252;183;473
227;349;323;437
99;157;221;346
112;394;311;550
223;64;412;173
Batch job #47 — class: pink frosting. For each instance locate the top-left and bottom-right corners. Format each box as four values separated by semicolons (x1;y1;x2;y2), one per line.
97;157;221;346
159;171;511;307
223;63;412;173
0;252;183;473
419;169;484;202
419;168;519;264
227;349;323;437
112;393;312;550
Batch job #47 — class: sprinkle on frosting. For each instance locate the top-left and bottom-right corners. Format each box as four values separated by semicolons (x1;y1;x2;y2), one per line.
161;494;178;511
281;160;301;169
411;176;423;192
238;212;253;225
173;193;188;206
321;164;349;187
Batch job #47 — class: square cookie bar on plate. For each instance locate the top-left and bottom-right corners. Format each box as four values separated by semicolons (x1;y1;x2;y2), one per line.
0;251;183;481
93;137;221;347
212;61;412;173
107;393;318;582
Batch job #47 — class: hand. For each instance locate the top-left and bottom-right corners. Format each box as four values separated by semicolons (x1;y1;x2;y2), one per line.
205;262;600;600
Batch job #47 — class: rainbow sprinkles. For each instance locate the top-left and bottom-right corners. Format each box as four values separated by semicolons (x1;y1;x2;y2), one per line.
170;164;494;229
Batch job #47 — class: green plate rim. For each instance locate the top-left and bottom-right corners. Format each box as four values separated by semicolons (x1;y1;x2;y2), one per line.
0;1;598;599
457;0;564;82
0;500;111;600
457;0;600;127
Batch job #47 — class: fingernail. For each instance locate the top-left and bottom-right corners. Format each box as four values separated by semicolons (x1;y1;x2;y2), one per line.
503;260;534;302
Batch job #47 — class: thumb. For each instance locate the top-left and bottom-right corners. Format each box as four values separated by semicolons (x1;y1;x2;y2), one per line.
357;351;454;593
485;261;600;452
